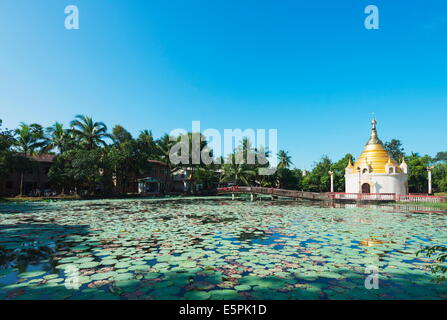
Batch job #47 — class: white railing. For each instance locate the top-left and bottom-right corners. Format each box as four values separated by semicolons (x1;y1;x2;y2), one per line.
217;188;447;203
398;195;446;203
329;193;396;201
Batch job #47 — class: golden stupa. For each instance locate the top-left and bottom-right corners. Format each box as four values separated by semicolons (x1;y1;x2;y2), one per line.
352;119;401;174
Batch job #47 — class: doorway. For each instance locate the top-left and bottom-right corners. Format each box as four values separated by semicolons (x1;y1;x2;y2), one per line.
361;183;371;194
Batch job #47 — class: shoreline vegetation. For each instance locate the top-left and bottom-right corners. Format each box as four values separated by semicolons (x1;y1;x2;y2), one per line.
0;193;281;203
1;194;446;212
0;194;211;203
1;116;447;198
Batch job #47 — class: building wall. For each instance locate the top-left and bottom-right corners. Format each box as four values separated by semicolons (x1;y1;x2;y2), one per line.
0;161;53;196
116;162;172;194
345;173;408;195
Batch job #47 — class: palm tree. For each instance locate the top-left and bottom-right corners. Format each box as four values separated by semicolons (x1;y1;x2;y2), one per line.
220;154;256;186
138;130;156;156
45;122;71;153
155;134;180;193
156;134;189;192
14;123;47;195
69;115;111;149
277;150;293;169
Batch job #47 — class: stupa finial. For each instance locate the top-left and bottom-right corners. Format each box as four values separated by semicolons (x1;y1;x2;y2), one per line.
366;116;382;146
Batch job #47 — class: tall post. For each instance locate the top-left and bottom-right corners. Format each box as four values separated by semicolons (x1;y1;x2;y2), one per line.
328;171;334;193
357;167;361;194
427;166;434;195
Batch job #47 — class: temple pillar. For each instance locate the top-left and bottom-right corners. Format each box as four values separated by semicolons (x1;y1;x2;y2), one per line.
329;171;334;193
427;166;434;195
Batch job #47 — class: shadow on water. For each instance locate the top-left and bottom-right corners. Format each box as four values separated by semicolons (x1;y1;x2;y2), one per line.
0;223;91;273
0;202;56;215
0;267;446;300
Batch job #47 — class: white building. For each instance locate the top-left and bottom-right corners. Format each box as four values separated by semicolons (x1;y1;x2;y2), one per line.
345;119;408;195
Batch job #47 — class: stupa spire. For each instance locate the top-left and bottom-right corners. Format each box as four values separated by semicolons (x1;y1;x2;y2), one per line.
366;117;383;145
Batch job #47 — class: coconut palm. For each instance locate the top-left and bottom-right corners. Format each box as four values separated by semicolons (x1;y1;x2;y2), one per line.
277;150;293;169
45;122;72;153
137;129;156;156
69;115;111;149
14;123;47;195
156;133;188;193
220;153;256;186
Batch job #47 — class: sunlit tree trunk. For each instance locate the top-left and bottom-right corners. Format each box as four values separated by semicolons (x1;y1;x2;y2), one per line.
19;171;24;196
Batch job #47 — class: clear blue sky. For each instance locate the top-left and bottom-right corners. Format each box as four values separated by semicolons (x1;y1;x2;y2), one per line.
1;1;446;169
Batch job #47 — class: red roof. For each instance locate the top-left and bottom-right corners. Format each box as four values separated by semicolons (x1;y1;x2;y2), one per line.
25;154;55;162
148;159;168;166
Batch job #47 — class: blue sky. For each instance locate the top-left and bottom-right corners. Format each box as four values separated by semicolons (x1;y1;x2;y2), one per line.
0;0;446;169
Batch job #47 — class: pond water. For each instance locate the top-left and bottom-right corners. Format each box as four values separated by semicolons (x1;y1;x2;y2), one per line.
0;198;446;300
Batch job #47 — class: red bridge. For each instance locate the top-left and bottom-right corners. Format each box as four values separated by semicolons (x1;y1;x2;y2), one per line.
217;187;447;203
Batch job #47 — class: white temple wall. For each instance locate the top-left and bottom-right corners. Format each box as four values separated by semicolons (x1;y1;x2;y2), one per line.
345;173;408;195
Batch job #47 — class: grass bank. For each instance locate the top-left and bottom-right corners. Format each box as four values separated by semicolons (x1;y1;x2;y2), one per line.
0;193;225;203
0;195;81;202
397;201;447;210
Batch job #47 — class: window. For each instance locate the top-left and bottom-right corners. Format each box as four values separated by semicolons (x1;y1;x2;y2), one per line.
389;167;394;174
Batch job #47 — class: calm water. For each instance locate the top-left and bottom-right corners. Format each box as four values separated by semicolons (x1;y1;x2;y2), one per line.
0;198;446;300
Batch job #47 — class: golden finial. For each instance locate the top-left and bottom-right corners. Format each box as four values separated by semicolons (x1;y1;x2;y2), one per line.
386;156;393;166
346;158;354;169
366;117;383;146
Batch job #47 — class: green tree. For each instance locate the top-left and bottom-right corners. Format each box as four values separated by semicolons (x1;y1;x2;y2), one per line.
276;168;302;189
49;149;105;195
155;134;181;193
47;155;72;195
45;122;73;153
107;138;149;194
302;156;332;192
406;153;432;193
136;130;157;162
220;150;257;186
13;123;47;195
433;163;447;193
434;151;447;163
232;138;270;186
70;115;111;150
384;139;405;162
163;132;214;193
194;164;220;190
417;245;447;283
330;154;355;192
277;150;293;169
0;120;14;179
111;125;133;145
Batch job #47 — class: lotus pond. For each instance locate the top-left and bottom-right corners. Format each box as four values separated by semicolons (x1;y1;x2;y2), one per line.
0;198;446;300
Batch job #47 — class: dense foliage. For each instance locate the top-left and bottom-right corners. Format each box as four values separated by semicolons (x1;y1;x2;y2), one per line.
0;117;446;196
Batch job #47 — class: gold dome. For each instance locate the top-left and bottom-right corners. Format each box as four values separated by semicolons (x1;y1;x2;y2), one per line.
353;119;401;174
